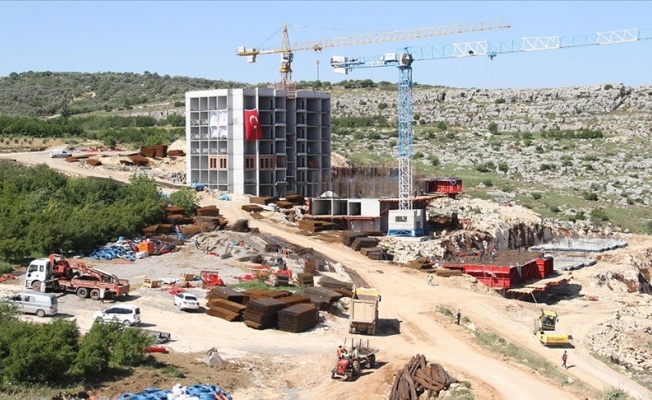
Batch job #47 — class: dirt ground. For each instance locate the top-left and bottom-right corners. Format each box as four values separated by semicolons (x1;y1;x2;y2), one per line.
2;149;652;400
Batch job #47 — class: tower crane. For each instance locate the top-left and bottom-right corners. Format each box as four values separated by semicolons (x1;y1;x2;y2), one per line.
330;28;652;236
236;19;511;97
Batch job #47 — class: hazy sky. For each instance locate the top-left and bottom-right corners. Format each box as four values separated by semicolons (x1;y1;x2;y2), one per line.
2;1;652;89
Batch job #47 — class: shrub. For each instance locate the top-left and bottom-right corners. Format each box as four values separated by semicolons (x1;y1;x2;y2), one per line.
2;319;79;384
495;98;506;104
378;102;388;110
591;208;609;222
532;193;542;200
583;192;599;201
437;121;448;131
0;261;12;274
414;152;424;159
599;387;628;400
604;84;614;90
488;122;499;135
498;162;509;173
169;188;199;216
428;155;440;166
482;179;493;187
388;140;397;147
475;161;495;173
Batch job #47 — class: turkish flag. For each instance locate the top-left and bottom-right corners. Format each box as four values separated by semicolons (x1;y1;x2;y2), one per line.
244;109;263;141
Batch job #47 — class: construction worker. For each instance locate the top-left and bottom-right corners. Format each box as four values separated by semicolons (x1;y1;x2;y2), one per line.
337;345;345;359
351;346;360;360
455;309;461;325
562;351;568;369
427;273;434;286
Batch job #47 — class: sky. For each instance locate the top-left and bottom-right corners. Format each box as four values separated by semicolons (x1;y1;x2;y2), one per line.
2;1;652;89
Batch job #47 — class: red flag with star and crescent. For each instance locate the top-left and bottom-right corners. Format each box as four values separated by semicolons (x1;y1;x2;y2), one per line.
244;109;263;141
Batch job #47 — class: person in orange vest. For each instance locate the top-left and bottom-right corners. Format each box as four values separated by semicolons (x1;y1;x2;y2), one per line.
562;351;568;369
337;345;346;359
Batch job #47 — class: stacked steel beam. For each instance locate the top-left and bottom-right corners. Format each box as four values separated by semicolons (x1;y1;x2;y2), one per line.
318;276;353;291
297;273;314;287
300;287;343;310
243;298;287;330
278;295;312;307
277;303;319;333
205;287;249;321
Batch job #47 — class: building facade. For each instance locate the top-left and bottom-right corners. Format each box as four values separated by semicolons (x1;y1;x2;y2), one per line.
186;88;331;197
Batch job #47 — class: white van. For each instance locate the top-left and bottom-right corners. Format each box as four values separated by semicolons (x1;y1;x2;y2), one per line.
50;149;72;158
6;292;58;317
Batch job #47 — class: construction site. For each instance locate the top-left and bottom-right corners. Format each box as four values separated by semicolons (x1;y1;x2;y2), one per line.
2;17;652;400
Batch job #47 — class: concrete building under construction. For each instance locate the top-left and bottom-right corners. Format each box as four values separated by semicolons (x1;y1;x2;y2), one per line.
185;88;331;197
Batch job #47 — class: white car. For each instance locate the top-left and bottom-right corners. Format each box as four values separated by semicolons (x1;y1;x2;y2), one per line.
174;293;200;311
92;305;141;326
50;149;72;158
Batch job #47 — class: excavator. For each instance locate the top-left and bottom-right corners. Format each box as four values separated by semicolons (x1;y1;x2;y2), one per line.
532;309;569;346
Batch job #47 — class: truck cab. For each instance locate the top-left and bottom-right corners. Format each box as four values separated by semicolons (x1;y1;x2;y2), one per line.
25;258;51;291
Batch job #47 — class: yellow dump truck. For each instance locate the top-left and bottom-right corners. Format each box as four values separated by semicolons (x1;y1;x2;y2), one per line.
532;309;569;346
349;287;381;335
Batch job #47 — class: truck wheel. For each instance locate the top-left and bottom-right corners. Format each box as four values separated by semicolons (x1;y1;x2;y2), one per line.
90;289;101;300
36;309;45;318
31;281;41;292
368;354;376;369
77;288;89;298
345;371;353;381
331;370;336;380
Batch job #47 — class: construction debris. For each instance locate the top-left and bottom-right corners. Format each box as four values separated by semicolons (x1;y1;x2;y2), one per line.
203;347;225;367
119;383;232;400
389;354;458;400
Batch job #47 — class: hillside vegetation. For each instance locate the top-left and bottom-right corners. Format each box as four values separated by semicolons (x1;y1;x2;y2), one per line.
1;71;651;234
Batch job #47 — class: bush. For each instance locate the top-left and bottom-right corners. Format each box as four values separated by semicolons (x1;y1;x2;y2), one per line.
428;155;440;166
378;103;388;110
599;387;628;400
604;84;614;90
591;208;609;222
532;193;542;200
0;261;13;274
2;319;79;384
475;161;496;173
482;179;494;187
583;192;599;201
436;121;448;131
488;122;499;135
169;188;198;216
498;162;509;173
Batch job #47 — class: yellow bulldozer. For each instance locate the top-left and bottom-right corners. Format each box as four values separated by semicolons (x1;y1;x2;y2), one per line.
532;309;569;346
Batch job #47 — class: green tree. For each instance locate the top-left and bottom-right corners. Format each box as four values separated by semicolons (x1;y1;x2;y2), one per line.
169;188;199;216
2;319;79;384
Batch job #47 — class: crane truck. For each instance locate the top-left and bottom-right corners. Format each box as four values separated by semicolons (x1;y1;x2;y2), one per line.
349;287;381;335
25;254;130;300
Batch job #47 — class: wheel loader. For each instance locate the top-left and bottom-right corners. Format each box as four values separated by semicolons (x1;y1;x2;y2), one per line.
532;309;569;346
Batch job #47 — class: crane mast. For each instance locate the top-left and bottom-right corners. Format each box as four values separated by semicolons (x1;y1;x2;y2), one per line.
331;27;652;234
237;20;511;96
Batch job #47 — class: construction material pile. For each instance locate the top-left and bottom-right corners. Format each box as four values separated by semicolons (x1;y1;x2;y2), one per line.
139;144;168;158
118;383;232;400
298;219;336;233
243;297;287;330
297;272;315;286
206;287;248;321
277;303;319;333
389;354;458;400
300;286;343;310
